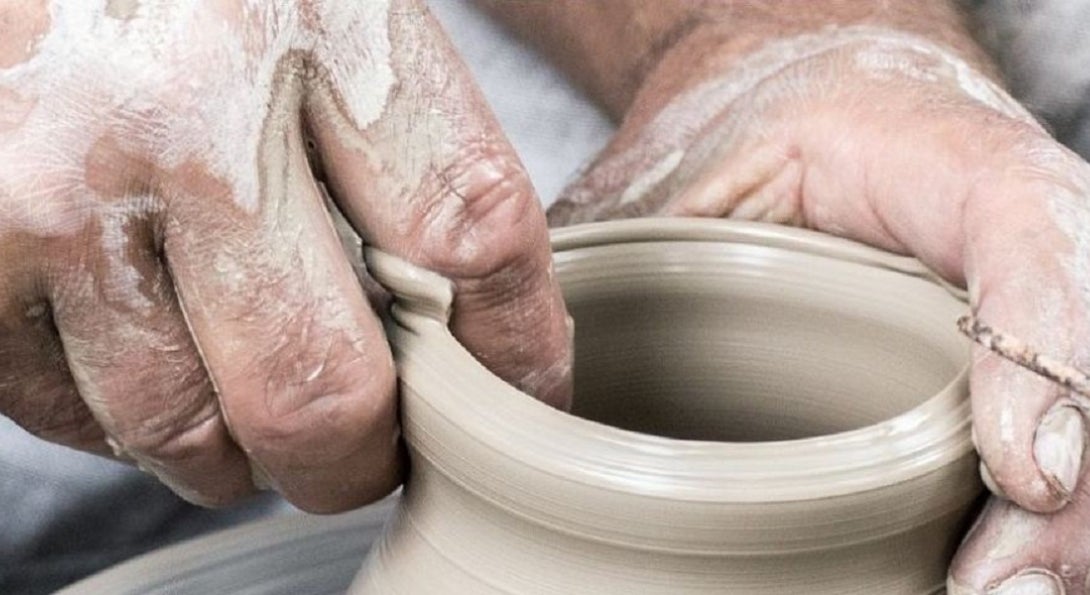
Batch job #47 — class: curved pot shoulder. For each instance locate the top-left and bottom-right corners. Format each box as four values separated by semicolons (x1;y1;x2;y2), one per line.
357;218;979;594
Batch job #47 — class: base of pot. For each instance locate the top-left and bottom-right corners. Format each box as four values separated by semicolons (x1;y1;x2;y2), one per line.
57;492;953;595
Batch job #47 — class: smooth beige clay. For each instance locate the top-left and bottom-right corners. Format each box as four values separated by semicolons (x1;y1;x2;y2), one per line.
353;218;981;594
56;219;979;594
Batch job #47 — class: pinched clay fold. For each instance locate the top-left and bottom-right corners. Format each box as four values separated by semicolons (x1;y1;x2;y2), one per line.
353;218;981;594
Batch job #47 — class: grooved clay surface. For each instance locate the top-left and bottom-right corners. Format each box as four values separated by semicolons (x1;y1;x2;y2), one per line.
60;219;980;594
355;219;980;594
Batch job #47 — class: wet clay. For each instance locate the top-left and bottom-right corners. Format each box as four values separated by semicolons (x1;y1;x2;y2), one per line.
353;218;981;594
58;219;980;594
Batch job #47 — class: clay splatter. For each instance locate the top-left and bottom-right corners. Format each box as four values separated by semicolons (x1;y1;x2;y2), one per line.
958;314;1090;400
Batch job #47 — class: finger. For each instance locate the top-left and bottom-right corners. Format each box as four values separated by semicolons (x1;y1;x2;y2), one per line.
0;266;104;453
961;167;1090;514
737;91;1090;514
318;181;392;317
948;490;1090;595
788;102;1090;512
545;80;806;228
552;81;1090;517
46;206;254;506
303;0;572;407
163;69;398;514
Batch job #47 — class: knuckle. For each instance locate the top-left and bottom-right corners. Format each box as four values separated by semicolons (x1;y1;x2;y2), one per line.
113;408;218;466
237;341;396;462
419;143;546;281
242;388;396;466
110;367;217;461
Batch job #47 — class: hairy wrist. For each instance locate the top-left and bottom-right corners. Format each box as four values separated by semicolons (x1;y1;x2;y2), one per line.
548;23;1047;229
620;24;1035;145
482;0;1002;123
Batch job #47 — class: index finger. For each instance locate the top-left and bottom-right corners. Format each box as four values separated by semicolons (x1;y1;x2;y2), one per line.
302;0;573;407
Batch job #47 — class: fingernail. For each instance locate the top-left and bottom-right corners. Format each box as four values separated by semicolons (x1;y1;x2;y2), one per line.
1034;405;1085;500
989;570;1062;595
979;460;1009;500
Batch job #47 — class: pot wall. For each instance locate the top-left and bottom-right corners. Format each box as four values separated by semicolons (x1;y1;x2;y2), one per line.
353;219;981;594
356;454;977;593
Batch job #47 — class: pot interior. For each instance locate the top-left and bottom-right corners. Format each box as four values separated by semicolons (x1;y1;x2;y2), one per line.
560;243;965;442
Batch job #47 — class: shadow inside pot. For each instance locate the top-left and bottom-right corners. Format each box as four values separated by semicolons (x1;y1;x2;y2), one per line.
354;219;980;594
566;262;963;442
551;218;968;448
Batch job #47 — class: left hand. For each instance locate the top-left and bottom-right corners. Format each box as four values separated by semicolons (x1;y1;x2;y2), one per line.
549;26;1090;595
0;0;571;513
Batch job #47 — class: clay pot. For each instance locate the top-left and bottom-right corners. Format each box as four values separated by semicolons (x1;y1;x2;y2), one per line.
353;218;981;594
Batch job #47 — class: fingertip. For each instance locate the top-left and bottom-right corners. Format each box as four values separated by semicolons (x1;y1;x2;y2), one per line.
979;460;1009;501
979;442;1072;514
226;350;403;513
979;445;1069;514
125;445;258;509
947;497;1052;595
1032;403;1086;507
451;255;573;411
285;460;403;515
157;472;257;509
971;353;1074;513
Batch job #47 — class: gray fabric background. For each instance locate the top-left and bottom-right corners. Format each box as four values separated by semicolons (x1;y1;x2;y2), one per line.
1;1;1087;593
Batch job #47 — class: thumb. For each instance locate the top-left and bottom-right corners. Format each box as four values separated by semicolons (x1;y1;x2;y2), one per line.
960;170;1090;514
302;0;571;408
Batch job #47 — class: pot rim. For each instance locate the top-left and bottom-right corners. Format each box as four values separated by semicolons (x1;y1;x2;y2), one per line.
367;218;974;504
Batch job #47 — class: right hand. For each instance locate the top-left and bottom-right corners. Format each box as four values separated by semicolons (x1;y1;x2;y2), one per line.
0;0;571;513
544;22;1090;593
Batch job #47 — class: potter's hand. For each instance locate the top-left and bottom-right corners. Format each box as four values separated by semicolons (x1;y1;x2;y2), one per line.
0;0;570;513
484;1;1090;592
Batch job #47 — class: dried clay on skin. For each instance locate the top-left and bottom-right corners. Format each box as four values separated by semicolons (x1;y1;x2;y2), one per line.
0;1;399;502
0;0;393;222
556;25;1042;225
0;0;398;359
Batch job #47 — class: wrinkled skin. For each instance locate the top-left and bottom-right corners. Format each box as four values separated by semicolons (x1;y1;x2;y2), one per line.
0;0;571;514
5;0;1090;590
544;25;1090;595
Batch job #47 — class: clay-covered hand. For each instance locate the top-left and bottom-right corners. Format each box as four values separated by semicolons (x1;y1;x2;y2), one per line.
546;25;1090;595
0;0;570;513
